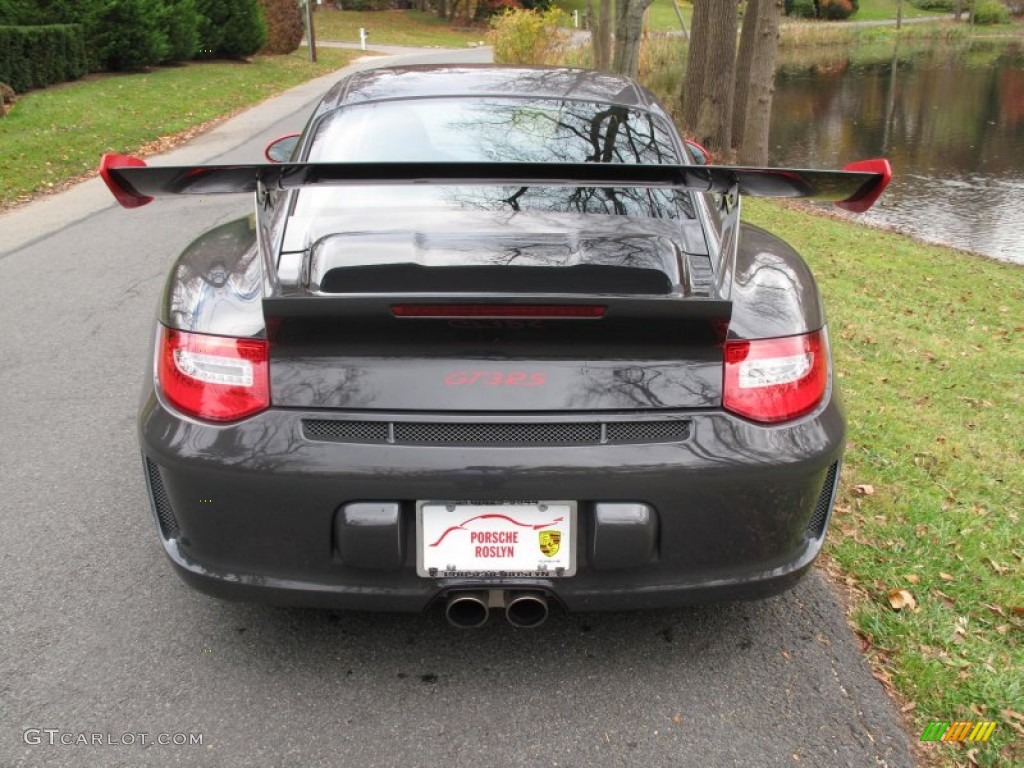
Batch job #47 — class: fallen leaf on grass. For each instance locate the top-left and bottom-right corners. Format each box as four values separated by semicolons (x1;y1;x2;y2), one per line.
952;616;969;644
888;589;917;611
906;574;921;585
940;572;954;582
1011;606;1024;616
854;484;875;496
1000;709;1024;736
982;557;1008;575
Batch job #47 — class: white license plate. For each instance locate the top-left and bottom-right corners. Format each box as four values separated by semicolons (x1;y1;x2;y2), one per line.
417;501;576;578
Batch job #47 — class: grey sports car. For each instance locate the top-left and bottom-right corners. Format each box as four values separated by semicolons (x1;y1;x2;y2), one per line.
100;65;890;628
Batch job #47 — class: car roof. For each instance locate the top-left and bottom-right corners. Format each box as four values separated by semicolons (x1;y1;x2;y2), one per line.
312;64;660;118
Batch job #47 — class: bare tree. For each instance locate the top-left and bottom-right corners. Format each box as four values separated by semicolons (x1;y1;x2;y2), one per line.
681;0;739;154
613;0;654;78
736;0;780;164
593;0;613;71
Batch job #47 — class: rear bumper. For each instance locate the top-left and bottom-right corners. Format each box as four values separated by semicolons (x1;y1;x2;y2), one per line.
139;392;844;613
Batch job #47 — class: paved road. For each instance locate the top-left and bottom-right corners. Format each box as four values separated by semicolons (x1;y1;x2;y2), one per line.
0;48;914;768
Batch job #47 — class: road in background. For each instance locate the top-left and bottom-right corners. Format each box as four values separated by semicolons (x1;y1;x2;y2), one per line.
0;47;914;768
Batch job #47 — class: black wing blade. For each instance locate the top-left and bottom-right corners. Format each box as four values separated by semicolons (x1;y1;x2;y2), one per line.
99;154;890;213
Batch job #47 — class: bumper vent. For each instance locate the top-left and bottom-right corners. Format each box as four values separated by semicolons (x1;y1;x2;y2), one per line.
806;461;839;539
144;457;180;539
302;419;690;447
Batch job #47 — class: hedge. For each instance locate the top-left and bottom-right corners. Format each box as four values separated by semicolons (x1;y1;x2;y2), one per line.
0;24;87;92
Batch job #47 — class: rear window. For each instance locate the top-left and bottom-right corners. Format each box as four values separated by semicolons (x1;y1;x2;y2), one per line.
296;97;693;220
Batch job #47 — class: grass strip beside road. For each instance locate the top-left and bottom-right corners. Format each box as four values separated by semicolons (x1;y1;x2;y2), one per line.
0;48;363;209
745;199;1023;768
312;8;485;47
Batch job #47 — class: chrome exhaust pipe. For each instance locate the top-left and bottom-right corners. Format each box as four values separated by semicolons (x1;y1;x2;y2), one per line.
444;591;489;629
505;591;549;628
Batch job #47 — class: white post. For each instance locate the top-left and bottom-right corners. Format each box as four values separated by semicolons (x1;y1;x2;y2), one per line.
359;27;367;50
573;10;579;28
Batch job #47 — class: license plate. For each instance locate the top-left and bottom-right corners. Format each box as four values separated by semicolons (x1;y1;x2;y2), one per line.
417;501;576;578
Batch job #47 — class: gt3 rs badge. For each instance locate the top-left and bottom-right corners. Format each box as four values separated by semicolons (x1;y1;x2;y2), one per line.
539;530;561;557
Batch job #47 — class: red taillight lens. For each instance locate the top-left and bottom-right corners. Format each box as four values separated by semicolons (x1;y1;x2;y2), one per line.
723;330;828;423
158;327;270;422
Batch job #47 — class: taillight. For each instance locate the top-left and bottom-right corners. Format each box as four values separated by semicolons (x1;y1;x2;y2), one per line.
158;327;270;422
723;330;828;423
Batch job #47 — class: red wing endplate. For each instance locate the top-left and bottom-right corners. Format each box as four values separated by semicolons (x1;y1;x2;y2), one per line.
98;154;891;212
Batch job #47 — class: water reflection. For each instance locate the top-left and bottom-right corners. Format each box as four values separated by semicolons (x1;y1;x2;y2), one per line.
769;40;1024;263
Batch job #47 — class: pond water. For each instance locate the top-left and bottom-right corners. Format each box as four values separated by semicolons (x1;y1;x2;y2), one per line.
768;39;1024;264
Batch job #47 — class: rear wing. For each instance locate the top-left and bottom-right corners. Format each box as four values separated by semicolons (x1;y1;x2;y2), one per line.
99;154;891;213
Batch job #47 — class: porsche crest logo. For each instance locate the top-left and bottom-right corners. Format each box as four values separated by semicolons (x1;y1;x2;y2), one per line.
538;530;561;557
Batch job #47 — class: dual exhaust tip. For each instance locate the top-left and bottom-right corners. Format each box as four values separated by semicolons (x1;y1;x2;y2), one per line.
445;591;549;629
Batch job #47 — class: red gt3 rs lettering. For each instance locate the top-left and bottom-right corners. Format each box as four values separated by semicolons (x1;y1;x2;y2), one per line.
444;371;546;386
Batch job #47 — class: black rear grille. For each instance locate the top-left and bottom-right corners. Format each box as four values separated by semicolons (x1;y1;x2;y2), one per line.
144;457;180;539
395;421;600;445
303;420;390;443
606;420;689;443
806;461;839;539
302;419;690;447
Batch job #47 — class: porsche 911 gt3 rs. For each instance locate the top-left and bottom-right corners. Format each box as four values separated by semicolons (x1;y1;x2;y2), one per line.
100;65;891;627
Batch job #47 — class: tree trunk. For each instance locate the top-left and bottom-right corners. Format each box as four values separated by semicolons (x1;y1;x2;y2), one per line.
613;0;653;78
594;0;612;71
436;0;448;20
680;0;712;130
738;0;780;165
732;0;760;152
682;0;738;154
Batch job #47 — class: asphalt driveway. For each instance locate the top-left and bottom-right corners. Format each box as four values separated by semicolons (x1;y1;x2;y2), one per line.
0;48;915;768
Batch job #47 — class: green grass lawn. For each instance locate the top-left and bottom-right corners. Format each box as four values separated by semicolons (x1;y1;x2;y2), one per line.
745;199;1023;768
0;48;362;208
853;0;950;21
312;8;485;46
554;0;691;33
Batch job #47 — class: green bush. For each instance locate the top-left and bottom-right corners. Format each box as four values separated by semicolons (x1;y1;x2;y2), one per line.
196;0;267;58
784;0;860;17
910;0;954;9
86;0;168;71
784;0;817;18
0;0;87;24
257;0;302;54
158;0;201;61
0;24;88;91
972;0;1011;22
486;7;567;65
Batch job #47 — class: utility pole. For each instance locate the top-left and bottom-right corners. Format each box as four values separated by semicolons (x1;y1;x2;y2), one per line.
305;0;317;63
